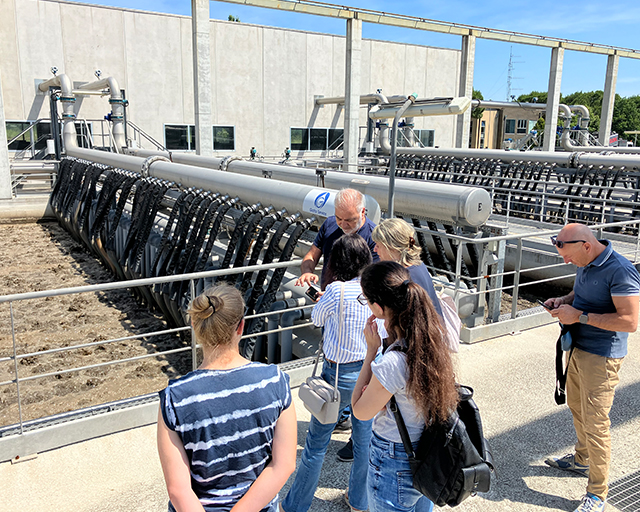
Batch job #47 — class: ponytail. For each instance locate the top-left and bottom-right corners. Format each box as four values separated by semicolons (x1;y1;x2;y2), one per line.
361;261;458;423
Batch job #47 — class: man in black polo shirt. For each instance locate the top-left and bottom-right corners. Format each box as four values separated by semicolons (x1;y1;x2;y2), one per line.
296;188;378;290
296;188;378;462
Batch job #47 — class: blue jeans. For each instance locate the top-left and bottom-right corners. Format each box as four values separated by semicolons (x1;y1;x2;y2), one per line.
367;432;434;512
282;360;373;512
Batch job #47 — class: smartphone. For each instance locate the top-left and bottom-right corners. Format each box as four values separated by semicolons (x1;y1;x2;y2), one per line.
537;299;554;310
305;285;320;301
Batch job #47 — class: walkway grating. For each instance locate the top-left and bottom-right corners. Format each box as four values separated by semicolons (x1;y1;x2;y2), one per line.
608;468;640;512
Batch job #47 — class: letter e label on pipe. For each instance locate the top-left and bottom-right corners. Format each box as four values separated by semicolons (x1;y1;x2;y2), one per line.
303;190;336;218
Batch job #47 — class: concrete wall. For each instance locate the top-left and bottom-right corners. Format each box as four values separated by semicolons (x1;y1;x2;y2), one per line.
1;0;461;157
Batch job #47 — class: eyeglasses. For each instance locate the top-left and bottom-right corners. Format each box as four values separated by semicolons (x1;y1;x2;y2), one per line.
357;293;368;306
550;236;587;249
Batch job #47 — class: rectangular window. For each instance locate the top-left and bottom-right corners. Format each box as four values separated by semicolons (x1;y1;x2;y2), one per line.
517;119;527;134
418;129;435;148
6;121;31;151
505;119;516;134
290;127;347;151
75;122;93;148
310;128;327;151
290;128;309;151
165;124;192;150
213;126;235;151
328;129;344;150
34;122;52;150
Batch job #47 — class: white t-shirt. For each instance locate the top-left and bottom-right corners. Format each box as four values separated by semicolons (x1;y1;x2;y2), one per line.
371;341;426;443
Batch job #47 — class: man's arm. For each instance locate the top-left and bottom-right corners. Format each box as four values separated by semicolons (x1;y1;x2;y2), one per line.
295;245;322;287
550;294;639;332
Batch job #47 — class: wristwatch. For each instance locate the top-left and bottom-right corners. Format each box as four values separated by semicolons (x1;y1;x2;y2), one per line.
579;313;589;325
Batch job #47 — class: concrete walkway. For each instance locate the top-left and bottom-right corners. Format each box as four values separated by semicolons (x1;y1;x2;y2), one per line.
2;321;639;512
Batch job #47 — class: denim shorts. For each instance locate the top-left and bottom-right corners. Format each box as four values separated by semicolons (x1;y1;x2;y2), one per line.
367;431;434;512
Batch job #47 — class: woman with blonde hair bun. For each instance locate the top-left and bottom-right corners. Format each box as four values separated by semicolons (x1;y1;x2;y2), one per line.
157;285;296;512
372;218;443;318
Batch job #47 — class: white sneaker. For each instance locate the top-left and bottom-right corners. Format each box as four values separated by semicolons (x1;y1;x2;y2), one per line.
574;493;605;512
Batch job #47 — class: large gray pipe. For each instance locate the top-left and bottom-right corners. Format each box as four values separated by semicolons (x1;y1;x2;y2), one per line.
315;93;407;106
127;148;491;227
369;97;471;120
76;77;126;150
38;74;78;151
65;146;380;225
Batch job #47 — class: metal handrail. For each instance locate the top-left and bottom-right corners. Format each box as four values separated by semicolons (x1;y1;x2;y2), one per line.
126;120;166;151
2;258;312;433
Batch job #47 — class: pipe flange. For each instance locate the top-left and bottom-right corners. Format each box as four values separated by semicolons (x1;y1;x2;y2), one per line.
141;155;170;178
220;155;243;172
570;152;588;168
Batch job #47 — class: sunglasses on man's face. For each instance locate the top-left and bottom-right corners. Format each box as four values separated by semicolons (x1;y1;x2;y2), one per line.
550;235;587;249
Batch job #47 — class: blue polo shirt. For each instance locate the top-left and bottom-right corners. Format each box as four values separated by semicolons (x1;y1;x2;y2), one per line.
408;263;443;318
572;240;640;358
313;216;379;287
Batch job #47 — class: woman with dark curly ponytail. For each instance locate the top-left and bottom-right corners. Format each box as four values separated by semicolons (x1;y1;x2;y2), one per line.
157;285;296;512
351;262;458;512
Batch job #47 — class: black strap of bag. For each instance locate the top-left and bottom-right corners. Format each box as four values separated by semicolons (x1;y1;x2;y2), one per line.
554;325;575;406
389;396;420;468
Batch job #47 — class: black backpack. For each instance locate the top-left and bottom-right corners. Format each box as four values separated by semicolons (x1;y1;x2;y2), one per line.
390;385;495;507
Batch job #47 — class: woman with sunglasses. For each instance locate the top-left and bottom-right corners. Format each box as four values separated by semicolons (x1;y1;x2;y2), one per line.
157;285;297;512
352;261;458;512
281;233;373;512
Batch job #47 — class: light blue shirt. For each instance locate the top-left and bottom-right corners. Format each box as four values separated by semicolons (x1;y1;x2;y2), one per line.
311;277;370;363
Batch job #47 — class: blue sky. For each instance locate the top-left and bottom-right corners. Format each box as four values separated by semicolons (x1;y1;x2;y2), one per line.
69;0;640;99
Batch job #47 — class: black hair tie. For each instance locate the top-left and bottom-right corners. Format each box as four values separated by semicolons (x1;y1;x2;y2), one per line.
207;296;216;314
402;279;411;288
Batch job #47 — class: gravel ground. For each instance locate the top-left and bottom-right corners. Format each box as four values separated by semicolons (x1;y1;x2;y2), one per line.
0;221;189;427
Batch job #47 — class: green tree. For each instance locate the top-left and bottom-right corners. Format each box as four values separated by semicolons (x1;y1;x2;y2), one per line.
612;95;640;135
562;90;603;133
228;14;240;22
517;91;548;104
471;89;484;119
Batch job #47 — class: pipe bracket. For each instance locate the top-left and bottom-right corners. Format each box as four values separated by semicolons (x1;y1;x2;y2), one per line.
141;155;170;178
220;155;243;172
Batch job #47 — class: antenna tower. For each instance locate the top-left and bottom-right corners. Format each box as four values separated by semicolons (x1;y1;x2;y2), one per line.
507;46;524;101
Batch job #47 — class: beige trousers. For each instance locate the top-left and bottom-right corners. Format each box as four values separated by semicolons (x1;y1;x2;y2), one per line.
566;347;623;500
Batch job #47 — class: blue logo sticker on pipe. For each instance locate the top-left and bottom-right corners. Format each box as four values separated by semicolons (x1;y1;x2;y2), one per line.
314;192;330;208
303;190;335;218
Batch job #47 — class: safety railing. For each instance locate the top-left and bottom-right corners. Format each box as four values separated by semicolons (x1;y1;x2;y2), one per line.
126;120;166;151
8;119;54;161
411;218;640;328
0;259;317;434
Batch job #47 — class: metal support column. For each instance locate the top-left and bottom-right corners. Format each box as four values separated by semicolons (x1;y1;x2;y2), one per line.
599;53;619;147
191;0;213;156
456;34;476;149
344;16;362;173
543;46;564;152
0;66;11;199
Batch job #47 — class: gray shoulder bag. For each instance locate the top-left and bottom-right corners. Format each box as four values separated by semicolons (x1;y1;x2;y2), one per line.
298;282;344;424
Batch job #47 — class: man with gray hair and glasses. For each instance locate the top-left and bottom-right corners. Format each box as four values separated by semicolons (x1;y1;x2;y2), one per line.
543;223;640;512
295;188;379;462
296;188;378;290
